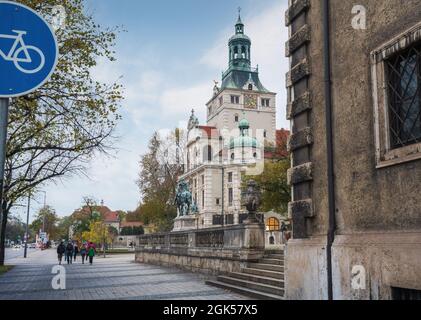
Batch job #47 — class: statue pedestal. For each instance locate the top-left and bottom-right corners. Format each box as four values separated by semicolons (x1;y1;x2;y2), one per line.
173;215;199;232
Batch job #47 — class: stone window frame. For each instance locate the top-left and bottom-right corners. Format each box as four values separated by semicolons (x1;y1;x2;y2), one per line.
230;95;240;104
371;22;421;168
261;98;270;107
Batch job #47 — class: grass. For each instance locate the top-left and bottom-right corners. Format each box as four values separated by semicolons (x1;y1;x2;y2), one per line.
0;265;14;275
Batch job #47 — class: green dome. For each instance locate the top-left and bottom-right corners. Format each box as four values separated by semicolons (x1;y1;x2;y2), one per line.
230;117;258;149
229;136;258;149
239;118;250;129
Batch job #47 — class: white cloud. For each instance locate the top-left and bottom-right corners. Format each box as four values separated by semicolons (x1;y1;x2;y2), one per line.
36;3;290;218
159;83;211;121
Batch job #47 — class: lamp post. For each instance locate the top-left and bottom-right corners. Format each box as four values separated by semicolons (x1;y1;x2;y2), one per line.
23;165;33;258
23;190;31;258
221;165;225;227
220;160;229;227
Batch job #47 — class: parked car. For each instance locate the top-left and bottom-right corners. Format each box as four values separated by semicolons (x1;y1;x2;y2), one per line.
29;243;37;249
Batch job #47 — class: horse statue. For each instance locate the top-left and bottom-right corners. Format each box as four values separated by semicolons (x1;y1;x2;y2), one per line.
174;180;192;217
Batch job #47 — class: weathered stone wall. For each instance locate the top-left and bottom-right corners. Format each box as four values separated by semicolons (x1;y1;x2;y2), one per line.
135;222;265;276
285;0;421;300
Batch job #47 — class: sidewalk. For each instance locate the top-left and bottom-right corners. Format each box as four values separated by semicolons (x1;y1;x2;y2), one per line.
0;249;248;300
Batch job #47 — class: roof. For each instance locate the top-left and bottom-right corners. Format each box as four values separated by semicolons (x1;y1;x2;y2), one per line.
221;69;269;93
265;129;290;160
230;117;258;149
73;205;112;218
197;126;218;138
104;211;120;223
230;135;258;149
120;221;144;228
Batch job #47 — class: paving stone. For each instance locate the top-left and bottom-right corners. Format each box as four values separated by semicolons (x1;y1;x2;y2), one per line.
0;249;248;300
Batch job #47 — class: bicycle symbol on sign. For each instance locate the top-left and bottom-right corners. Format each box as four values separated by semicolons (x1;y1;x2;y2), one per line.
0;30;45;74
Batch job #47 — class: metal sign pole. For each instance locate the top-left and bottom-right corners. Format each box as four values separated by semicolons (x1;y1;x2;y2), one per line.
0;98;9;245
0;98;9;212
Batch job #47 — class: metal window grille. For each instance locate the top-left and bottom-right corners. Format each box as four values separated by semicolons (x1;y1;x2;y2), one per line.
386;42;421;149
392;287;421;300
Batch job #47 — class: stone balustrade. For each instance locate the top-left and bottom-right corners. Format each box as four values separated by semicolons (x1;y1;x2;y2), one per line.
135;221;265;275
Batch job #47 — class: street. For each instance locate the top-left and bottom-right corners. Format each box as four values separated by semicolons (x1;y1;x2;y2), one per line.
0;249;248;300
4;248;38;261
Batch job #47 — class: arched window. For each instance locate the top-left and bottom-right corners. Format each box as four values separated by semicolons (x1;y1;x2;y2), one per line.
248;84;253;90
235;114;239;122
187;152;190;170
231;153;235;160
266;217;280;231
269;236;275;245
241;46;246;59
234;47;238;59
203;145;212;162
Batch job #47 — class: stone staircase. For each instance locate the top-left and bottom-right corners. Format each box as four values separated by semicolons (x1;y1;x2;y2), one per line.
205;249;285;300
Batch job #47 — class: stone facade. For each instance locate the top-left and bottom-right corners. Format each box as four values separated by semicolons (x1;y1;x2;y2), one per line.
285;0;421;300
176;15;277;230
136;221;265;275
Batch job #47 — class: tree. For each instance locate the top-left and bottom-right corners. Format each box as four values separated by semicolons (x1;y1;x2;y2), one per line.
136;130;185;232
125;208;143;222
56;216;73;242
30;206;60;240
68;196;101;241
5;216;32;243
0;0;123;265
82;221;112;256
120;226;144;236
243;159;291;215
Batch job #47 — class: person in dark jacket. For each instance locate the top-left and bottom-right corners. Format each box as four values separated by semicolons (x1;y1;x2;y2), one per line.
66;242;74;264
57;242;65;265
73;243;79;262
80;243;87;264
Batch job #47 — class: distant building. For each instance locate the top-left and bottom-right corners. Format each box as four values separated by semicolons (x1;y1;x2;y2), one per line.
176;14;288;232
103;211;120;231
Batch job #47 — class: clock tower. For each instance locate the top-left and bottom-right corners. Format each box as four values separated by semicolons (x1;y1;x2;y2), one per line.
206;12;276;144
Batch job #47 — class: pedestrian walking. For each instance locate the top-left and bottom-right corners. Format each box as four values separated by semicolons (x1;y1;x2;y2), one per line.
80;243;87;264
57;241;65;265
64;242;68;261
73;242;79;262
88;244;96;265
66;242;74;264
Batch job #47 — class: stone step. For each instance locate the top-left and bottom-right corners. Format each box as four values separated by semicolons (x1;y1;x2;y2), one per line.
206;280;284;300
228;272;285;287
216;276;284;296
264;254;284;259
264;249;284;255
242;267;285;280
259;258;284;266
248;263;284;273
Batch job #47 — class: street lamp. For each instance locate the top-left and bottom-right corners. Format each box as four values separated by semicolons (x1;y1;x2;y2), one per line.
23;190;32;258
221;160;229;227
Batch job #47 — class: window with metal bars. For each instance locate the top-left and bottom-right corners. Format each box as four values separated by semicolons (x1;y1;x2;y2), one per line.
386;42;421;149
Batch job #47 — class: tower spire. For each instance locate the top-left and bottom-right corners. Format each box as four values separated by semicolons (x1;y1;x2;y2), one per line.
235;7;244;34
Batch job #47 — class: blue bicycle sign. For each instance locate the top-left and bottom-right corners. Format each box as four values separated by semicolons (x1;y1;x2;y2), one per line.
0;1;58;97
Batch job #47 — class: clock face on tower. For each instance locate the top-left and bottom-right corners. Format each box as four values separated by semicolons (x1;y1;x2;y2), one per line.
244;94;258;109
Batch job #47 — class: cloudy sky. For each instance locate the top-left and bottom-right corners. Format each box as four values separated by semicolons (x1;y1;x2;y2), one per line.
15;0;290;221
